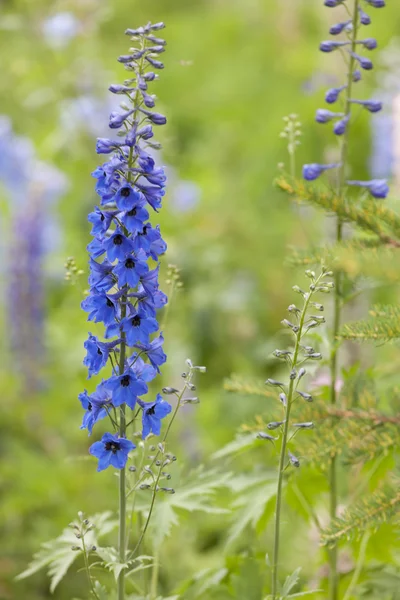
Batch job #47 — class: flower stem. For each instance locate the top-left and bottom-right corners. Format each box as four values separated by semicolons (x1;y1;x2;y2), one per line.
329;4;359;598
271;274;323;599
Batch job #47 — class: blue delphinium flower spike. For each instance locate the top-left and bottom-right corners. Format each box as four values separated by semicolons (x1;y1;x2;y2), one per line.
303;163;340;181
346;179;389;198
80;23;173;471
89;433;135;471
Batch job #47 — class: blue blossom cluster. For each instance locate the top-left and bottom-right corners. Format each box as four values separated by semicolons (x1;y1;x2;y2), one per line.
303;0;389;199
80;23;172;472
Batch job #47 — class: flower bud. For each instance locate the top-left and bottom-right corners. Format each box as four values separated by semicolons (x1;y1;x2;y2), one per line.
297;391;313;402
279;392;287;407
162;387;179;394
183;397;200;404
288;451;300;468
293;422;314;429
266;379;285;387
267;421;285;430
257;432;278;441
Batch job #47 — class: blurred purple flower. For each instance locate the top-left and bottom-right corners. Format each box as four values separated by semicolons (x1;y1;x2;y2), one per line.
42;12;80;49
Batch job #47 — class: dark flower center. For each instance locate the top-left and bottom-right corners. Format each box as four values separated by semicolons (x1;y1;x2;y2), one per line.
132;315;141;327
100;213;105;222
105;441;120;454
121;187;131;197
88;402;92;411
125;258;135;269
97;348;103;355
121;375;130;387
138;226;148;237
113;234;123;245
127;208;137;217
106;298;114;307
147;406;156;415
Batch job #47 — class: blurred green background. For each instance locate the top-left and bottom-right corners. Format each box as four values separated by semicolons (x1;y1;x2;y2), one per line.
0;0;398;598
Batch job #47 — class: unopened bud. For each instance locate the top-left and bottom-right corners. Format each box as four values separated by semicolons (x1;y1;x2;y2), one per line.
267;420;285;430
279;393;287;407
288;304;301;313
266;379;285;387
297;391;313;402
305;270;315;279
312;303;324;311
160;487;175;494
288;450;300;468
290;369;297;380
257;432;278;441
183;397;200;404
162;387;179;394
293;422;314;429
71;546;81;551
298;368;306;380
139;484;152;490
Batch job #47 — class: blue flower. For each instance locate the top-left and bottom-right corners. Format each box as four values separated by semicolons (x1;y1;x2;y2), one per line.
113;183;141;211
81;291;117;325
88;207;115;236
103;228;135;262
113;254;149;288
105;368;148;408
138;394;172;438
135;333;167;372
121;309;159;346
83;333;113;377
89;433;135;471
121;204;149;232
346;179;389;198
79;386;110;434
303;163;340;181
88;258;115;292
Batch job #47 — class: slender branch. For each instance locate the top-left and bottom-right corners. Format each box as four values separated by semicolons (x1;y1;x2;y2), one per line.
328;4;359;598
342;531;370;600
271;271;325;599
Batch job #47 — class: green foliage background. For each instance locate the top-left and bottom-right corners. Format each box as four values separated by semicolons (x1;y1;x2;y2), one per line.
1;0;399;598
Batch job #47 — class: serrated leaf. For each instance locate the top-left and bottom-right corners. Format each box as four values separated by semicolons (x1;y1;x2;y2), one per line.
226;475;277;547
212;433;257;460
138;468;231;548
282;567;301;597
17;512;116;592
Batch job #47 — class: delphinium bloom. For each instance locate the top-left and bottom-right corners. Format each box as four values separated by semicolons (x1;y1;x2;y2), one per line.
303;1;389;199
80;23;171;472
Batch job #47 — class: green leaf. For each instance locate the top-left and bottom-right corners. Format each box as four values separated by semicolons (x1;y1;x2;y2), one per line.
16;512;116;592
212;433;258;460
226;474;277;547
140;468;231;549
281;567;301;597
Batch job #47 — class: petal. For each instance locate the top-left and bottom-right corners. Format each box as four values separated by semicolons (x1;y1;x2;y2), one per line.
97;452;113;471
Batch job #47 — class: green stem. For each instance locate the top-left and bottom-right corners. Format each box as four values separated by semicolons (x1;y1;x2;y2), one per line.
342;531;370;600
81;531;100;600
328;5;359;599
271;275;323;599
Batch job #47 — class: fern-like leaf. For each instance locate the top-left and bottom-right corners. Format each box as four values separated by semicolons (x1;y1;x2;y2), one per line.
341;304;400;341
320;487;400;547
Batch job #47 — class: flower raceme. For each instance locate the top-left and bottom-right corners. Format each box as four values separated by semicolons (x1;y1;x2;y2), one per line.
80;22;172;471
303;0;389;199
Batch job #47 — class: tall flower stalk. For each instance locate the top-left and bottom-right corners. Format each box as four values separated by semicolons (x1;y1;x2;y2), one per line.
80;23;172;600
303;2;387;598
268;268;333;599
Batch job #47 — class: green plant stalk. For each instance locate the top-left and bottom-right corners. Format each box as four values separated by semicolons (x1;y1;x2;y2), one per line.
271;278;321;599
342;531;370;600
328;4;359;599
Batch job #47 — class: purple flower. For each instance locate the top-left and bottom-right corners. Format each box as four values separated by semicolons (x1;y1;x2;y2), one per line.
320;40;347;53
113;183;142;211
349;51;373;70
329;20;351;35
359;7;371;25
113;255;149;288
89;433;135;471
316;109;344;123
333;116;349;136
